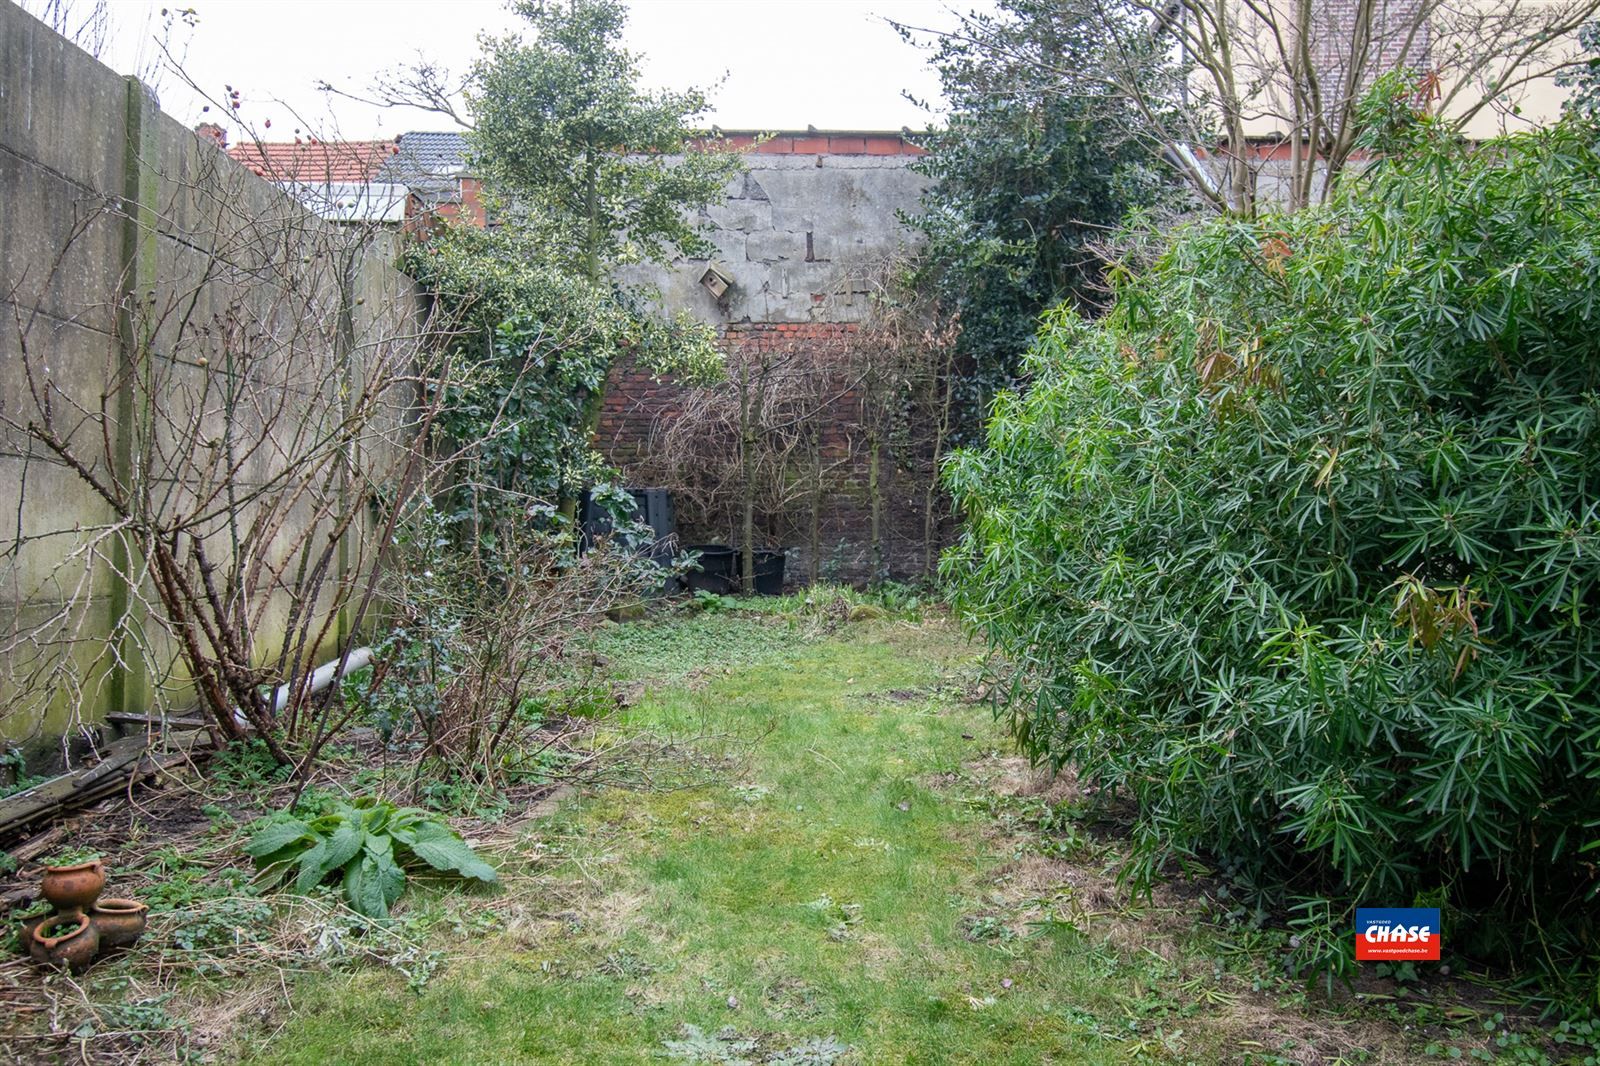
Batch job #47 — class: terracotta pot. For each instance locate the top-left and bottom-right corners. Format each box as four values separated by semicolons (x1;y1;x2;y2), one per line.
89;898;149;949
29;913;99;974
40;859;105;914
14;912;50;957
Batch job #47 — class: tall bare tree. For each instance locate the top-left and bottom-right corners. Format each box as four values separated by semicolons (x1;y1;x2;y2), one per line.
904;0;1600;215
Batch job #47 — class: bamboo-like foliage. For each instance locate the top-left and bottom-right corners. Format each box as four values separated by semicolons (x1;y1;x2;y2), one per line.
944;111;1600;993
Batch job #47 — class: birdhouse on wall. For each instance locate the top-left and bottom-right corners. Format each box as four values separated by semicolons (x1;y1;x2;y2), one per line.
699;265;734;307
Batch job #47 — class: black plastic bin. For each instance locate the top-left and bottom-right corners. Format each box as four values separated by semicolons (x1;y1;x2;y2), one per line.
752;549;786;596
579;487;674;550
580;488;680;595
685;544;737;594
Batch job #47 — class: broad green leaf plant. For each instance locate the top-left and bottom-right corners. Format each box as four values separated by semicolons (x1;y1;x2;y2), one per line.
244;798;497;919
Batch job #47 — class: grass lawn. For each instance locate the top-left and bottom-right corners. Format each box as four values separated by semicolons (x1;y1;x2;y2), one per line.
235;609;1485;1064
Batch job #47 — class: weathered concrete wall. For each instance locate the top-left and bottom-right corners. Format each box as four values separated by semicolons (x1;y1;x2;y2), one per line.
0;0;420;758
615;133;928;325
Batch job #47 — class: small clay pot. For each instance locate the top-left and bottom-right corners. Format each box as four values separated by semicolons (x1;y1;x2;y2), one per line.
29;912;99;974
40;859;105;914
15;912;50;957
89;898;148;949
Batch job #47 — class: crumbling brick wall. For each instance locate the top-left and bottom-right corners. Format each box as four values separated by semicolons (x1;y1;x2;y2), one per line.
596;321;952;586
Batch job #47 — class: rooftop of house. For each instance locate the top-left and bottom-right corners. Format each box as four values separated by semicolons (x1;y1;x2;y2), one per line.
375;131;471;207
212;127;929;219
227;138;401;183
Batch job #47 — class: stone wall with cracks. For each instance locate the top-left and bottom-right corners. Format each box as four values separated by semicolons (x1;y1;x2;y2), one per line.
614;133;929;325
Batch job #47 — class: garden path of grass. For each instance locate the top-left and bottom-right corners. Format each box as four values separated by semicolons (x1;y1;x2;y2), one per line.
246;613;1415;1065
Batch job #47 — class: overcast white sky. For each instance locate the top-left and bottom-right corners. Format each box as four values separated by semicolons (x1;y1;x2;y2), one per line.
22;0;980;140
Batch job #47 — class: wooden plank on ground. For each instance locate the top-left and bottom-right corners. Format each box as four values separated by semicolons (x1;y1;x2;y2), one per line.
0;730;213;844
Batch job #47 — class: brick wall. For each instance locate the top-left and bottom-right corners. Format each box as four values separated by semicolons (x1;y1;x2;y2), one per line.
596;321;952;586
708;132;926;157
1310;0;1432;99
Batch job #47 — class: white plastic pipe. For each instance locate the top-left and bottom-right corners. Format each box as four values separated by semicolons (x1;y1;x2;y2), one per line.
231;646;374;727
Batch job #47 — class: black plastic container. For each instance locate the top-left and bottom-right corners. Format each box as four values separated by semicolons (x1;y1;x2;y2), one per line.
580;488;680;595
752;549;786;596
685;544;737;594
579;487;674;550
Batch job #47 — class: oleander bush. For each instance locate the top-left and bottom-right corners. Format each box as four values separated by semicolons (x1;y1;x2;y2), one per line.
943;114;1600;995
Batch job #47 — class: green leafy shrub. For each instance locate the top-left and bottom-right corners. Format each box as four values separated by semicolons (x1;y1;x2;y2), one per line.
900;0;1177;432
39;846;100;867
0;746;46;799
943;115;1600;994
689;589;736;613
245;798;497;918
401;226;721;526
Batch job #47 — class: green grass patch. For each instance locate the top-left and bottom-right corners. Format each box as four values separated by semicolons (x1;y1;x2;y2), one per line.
587;609;820;682
239;613;1468;1065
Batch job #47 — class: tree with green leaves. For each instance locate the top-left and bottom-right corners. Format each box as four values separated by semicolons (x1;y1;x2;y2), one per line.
1558;19;1600;121
402;227;720;545
372;0;740;520
469;0;740;286
894;0;1178;432
466;0;739;517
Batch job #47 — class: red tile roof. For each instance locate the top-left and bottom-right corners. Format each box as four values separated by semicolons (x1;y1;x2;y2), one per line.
227;139;399;183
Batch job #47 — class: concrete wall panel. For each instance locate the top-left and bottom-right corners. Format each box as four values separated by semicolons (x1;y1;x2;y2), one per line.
0;1;423;753
0;2;126;195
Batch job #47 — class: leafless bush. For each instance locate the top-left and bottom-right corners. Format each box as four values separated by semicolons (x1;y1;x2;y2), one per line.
637;255;961;586
0;96;447;770
644;328;852;586
836;257;961;581
369;512;666;787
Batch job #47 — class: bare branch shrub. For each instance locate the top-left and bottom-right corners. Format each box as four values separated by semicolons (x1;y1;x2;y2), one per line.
367;503;666;788
836;257;962;582
638;255;961;586
643;328;852;586
0;103;440;770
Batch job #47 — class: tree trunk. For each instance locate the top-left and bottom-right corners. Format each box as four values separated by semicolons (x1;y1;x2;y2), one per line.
868;433;883;584
810;444;822;586
923;353;956;578
583;150;601;286
739;360;756;591
561;150;605;525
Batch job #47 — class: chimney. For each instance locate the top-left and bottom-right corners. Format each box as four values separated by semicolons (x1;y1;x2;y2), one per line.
195;122;228;149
